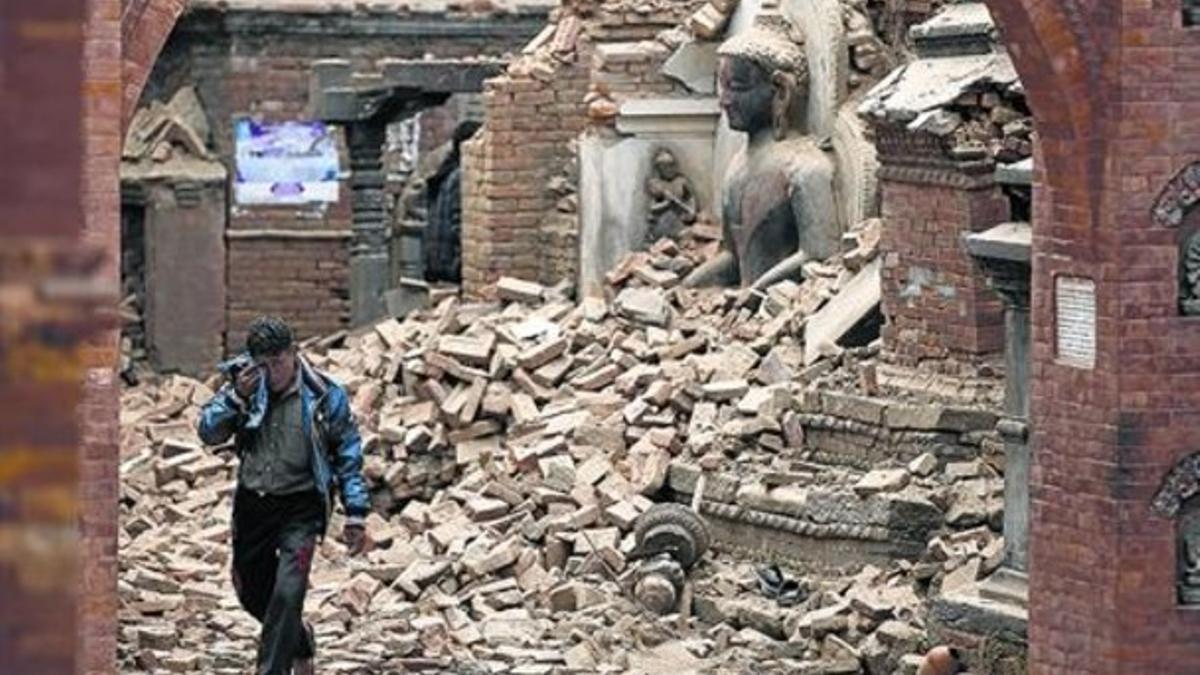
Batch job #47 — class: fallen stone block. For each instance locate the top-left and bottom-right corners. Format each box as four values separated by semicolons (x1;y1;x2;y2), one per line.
854;469;910;497
438;334;496;368
518;337;569;371
497;277;546;304
615;287;670;327
702;379;749;402
908;453;939;477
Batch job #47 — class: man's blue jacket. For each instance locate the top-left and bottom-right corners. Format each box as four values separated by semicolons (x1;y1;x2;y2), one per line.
197;356;370;532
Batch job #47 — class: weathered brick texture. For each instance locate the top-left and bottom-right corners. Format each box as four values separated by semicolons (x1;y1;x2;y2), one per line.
462;50;591;293
0;0;133;671
225;236;351;350
121;0;187;126
879;177;1008;367
591;39;686;97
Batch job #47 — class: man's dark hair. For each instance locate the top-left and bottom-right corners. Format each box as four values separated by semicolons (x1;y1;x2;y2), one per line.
452;120;482;149
246;316;294;357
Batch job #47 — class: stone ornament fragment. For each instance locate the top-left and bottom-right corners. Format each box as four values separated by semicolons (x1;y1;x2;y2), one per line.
1182;231;1200;316
688;0;740;41
1152;453;1200;518
1152;161;1200;229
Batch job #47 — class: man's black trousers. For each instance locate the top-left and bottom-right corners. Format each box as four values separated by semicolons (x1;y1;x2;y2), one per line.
231;489;323;675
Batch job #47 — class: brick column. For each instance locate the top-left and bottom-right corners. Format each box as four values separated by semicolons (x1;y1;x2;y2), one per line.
873;130;1009;369
81;0;123;670
461;40;590;296
0;0;112;672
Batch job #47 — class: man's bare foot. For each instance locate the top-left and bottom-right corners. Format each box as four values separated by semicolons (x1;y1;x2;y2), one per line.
292;657;315;675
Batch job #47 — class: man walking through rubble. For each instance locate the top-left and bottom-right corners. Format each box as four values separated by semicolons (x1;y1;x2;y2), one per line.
197;316;371;675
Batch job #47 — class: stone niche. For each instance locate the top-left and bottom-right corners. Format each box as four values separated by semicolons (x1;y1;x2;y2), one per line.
1179;497;1200;605
578;99;720;297
1151;453;1200;605
1186;0;1200;27
1152;161;1200;317
121;87;228;376
1178;226;1200;317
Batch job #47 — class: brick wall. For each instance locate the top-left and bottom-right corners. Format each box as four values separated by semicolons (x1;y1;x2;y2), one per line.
80;0;123;671
590;0;698;41
225;235;351;350
878;176;1008;367
0;0;129;671
141;8;546;346
591;39;686;97
462;39;591;292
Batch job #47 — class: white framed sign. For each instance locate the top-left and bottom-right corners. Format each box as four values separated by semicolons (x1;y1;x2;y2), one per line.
1056;276;1096;369
234;119;340;205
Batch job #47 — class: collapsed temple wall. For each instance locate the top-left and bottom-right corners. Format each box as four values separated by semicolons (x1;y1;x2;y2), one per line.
461;0;1021;388
461;0;706;296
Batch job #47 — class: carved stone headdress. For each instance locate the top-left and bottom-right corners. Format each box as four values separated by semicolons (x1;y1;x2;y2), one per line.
718;21;810;139
717;23;809;81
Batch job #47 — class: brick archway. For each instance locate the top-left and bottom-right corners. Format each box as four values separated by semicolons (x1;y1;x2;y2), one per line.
77;0;187;672
120;0;187;127
52;0;1200;673
979;1;1200;672
979;0;1104;234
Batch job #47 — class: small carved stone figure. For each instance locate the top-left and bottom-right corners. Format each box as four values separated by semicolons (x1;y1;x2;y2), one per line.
645;149;698;245
1181;506;1200;604
682;22;843;291
1181;230;1200;315
1183;535;1200;603
397;177;428;222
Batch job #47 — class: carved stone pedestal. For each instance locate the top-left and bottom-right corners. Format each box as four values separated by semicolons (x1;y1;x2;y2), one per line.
978;566;1029;609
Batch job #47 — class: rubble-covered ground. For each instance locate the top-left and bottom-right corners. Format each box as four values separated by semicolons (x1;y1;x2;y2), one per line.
118;226;1006;674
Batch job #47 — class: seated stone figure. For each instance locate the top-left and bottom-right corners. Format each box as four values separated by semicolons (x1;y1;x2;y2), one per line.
645;149;698;245
683;23;842;290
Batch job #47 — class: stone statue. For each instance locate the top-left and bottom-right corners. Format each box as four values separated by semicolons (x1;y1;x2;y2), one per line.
645;149;698;245
1182;512;1200;604
1182;230;1200;315
683;23;842;291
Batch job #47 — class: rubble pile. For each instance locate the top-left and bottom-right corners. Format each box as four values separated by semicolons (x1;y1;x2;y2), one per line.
118;225;1008;673
945;88;1033;165
120;375;678;673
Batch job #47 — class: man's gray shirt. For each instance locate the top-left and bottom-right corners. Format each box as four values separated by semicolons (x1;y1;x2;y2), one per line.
238;378;316;496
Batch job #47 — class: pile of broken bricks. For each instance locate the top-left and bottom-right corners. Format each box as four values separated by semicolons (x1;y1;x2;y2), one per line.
117;228;1007;673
